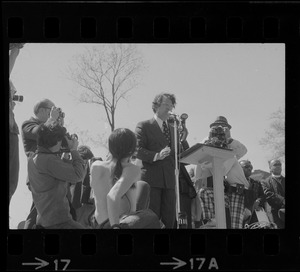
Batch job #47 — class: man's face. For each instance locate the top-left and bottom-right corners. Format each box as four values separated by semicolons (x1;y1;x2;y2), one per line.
156;96;174;121
269;160;282;175
39;102;55;122
240;161;253;178
219;125;231;139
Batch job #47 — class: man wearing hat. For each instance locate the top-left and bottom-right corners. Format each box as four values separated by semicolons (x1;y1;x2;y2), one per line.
209;116;232;129
261;159;285;228
196;116;249;229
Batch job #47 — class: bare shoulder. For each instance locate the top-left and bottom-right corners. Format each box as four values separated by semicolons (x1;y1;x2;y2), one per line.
122;163;141;179
91;161;110;175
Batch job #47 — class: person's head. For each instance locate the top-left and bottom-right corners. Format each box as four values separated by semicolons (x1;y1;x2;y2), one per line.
33;99;55;122
108;128;137;183
189;167;195;178
37;121;67;151
269;159;282;175
152;93;176;121
239;160;253;178
210;116;232;130
77;145;94;161
109;128;137;161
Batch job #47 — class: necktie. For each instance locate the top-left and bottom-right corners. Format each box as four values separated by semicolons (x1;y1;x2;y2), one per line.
163;121;171;146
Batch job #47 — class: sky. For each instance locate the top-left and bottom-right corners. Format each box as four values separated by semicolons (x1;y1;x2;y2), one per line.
9;43;285;229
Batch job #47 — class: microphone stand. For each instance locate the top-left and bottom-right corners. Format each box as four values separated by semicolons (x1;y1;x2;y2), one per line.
172;115;188;229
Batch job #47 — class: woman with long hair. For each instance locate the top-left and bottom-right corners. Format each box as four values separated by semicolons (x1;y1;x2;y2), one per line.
90;128;160;229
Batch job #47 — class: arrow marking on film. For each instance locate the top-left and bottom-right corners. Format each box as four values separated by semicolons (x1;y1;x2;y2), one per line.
160;257;186;270
22;257;49;270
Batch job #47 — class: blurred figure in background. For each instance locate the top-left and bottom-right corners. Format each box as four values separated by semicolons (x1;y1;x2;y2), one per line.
190;167;204;228
262;159;285;228
9;43;25;205
239;160;266;226
71;146;102;228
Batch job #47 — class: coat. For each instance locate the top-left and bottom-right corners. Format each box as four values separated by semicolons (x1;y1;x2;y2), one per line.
261;175;285;227
135;117;192;191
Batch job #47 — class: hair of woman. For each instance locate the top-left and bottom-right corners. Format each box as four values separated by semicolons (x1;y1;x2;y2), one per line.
108;128;137;186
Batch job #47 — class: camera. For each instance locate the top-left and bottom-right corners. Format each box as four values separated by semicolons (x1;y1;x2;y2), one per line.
57;108;65;119
209;126;226;140
13;95;24;102
61;132;78;151
205;126;228;148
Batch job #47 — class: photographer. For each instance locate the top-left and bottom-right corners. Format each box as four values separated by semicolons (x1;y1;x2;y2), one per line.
21;100;64;228
22;101;64;157
196;116;249;229
28;121;86;229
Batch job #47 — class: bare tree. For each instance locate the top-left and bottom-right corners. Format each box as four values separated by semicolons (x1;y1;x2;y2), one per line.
259;108;285;162
68;44;145;132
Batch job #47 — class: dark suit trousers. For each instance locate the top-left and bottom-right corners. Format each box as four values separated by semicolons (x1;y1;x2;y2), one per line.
149;187;176;228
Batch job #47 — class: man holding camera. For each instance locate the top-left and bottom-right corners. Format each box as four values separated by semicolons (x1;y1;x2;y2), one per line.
22;99;64;156
21;99;64;228
27;121;86;229
196;116;249;228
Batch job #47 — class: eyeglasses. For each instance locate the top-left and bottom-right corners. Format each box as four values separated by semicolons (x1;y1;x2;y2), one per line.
272;163;282;167
242;165;253;169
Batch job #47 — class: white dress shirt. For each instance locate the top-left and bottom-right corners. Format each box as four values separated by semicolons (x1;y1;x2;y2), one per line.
154;114;167;132
153;115;168;162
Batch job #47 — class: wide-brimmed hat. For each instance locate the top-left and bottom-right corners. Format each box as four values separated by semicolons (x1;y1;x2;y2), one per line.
210;116;232;129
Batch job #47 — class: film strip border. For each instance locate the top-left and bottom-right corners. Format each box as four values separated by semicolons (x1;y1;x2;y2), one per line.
7;230;300;271
4;2;300;271
3;2;300;42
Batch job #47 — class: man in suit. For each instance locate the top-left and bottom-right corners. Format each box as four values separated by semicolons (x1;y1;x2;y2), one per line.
135;93;192;228
261;159;285;228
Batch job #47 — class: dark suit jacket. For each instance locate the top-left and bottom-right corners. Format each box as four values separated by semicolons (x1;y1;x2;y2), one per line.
261;175;285;211
135;117;190;189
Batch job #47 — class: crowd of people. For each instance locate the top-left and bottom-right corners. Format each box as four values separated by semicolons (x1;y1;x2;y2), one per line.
9;45;285;229
190;121;285;229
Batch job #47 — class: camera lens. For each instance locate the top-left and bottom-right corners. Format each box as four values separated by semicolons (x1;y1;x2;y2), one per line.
12;95;24;102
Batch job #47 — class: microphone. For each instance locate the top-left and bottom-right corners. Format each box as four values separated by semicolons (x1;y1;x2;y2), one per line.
13;95;24;102
180;113;188;120
168;111;179;118
168;112;179;123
